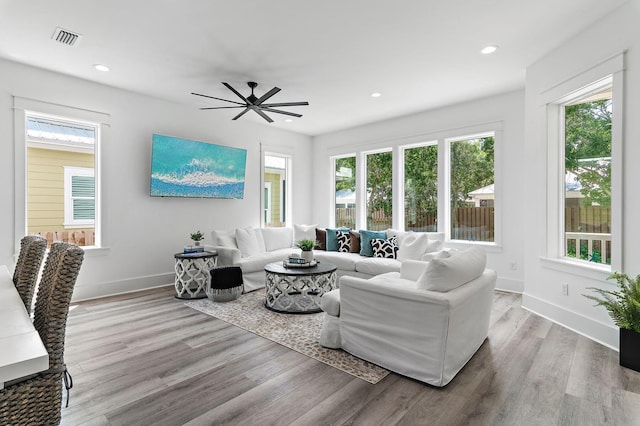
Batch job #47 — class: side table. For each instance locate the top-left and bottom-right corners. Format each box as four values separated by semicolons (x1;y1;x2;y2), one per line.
174;251;218;299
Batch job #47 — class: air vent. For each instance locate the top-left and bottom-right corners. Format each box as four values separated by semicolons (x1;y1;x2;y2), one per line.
52;27;82;47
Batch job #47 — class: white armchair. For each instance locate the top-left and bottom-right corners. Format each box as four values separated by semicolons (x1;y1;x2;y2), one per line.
320;247;497;387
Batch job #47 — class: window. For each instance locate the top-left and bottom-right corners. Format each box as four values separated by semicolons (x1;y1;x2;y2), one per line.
448;135;494;242
334;155;356;228
403;143;438;232
562;86;612;265
263;153;290;227
365;150;392;231
64;166;95;227
25;114;98;247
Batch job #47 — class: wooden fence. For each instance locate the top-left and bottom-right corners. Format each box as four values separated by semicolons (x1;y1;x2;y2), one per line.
565;206;610;233
31;230;95;248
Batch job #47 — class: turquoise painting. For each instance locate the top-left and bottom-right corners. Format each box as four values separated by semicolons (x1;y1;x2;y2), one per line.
150;134;247;199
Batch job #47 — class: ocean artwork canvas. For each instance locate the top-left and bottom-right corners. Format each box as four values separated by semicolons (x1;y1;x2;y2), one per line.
150;134;247;199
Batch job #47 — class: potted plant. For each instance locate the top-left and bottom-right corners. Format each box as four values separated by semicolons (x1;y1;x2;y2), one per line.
296;239;318;263
584;272;640;372
190;230;204;246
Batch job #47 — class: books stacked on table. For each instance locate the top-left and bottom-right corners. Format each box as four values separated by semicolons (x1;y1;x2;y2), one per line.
184;245;204;254
283;257;318;268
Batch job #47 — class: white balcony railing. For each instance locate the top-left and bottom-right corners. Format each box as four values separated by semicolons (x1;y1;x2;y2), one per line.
565;232;611;264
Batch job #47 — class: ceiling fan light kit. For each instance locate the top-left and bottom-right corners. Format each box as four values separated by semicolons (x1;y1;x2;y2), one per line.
192;82;309;123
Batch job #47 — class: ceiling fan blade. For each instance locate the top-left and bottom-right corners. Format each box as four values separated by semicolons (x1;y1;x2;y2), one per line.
254;87;281;106
232;108;250;120
223;82;250;103
261;107;303;118
253;108;274;123
191;92;246;106
199;106;247;110
260;101;309;107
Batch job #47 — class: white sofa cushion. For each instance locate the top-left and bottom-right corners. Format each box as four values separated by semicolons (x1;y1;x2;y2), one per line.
211;229;237;248
313;251;360;271
421;249;452;262
355;257;400;275
238;248;293;273
261;227;293;251
235;227;261;258
254;228;266;253
400;259;429;281
293;224;317;244
416;247;486;292
397;233;430;261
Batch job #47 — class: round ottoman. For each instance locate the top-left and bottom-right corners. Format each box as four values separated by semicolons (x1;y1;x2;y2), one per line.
206;266;243;302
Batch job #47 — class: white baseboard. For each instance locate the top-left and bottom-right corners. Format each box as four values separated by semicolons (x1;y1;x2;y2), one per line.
496;276;523;293
72;272;174;302
522;293;618;351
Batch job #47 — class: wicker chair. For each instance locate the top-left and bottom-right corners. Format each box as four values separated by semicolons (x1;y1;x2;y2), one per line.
12;235;47;314
0;242;84;426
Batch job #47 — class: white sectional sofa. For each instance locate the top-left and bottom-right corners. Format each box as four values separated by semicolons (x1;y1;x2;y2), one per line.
204;225;446;293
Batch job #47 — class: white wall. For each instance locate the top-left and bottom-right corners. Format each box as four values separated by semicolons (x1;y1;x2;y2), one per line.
523;1;640;350
0;58;312;301
311;90;526;293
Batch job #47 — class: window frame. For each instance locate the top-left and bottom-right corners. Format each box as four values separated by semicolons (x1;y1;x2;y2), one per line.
445;132;496;243
331;153;358;229
261;150;292;228
329;122;502;249
541;53;624;274
13;97;108;252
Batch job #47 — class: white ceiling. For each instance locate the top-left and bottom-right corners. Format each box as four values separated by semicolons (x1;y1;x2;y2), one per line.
0;0;627;136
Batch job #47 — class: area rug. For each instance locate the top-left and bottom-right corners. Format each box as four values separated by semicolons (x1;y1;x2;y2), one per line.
185;291;389;384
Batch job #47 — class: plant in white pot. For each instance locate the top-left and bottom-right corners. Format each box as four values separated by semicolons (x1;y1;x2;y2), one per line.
190;230;204;246
584;272;640;372
295;239;318;264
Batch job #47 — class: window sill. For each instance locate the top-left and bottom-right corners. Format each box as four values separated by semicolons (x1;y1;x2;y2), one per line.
74;246;109;257
539;256;611;281
445;240;502;253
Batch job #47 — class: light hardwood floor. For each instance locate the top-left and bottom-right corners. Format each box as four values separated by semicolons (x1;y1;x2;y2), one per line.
59;286;640;426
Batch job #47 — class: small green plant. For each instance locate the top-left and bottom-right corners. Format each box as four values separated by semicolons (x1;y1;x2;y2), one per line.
584;272;640;333
295;239;318;251
190;230;204;242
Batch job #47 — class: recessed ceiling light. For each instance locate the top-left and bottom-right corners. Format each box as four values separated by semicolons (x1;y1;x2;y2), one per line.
93;64;110;72
285;119;293;123
371;92;382;98
481;45;498;55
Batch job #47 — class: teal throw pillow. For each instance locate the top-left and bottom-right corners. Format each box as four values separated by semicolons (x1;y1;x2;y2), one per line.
326;228;350;251
359;230;387;257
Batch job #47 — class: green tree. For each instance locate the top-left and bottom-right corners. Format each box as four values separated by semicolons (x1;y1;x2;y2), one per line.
404;145;438;228
335;156;356;192
565;99;612;207
366;151;393;229
450;137;494;211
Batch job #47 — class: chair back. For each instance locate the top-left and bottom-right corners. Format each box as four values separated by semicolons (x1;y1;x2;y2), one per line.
33;242;84;369
12;235;47;313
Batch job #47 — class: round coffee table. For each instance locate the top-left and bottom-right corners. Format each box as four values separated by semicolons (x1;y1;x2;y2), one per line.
264;262;337;313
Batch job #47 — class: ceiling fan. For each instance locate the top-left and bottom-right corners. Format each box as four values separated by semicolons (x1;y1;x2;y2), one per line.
192;82;309;123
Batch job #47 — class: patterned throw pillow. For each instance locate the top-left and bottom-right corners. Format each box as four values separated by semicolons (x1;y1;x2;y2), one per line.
371;236;398;259
336;230;352;253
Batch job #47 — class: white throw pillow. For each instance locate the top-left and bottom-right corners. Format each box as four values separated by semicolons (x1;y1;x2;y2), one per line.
400;259;430;281
386;229;409;245
261;227;294;251
254;228;266;253
211;229;237;248
397;233;430;261
294;224;317;244
416;247;486;292
235;227;260;258
424;237;444;253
